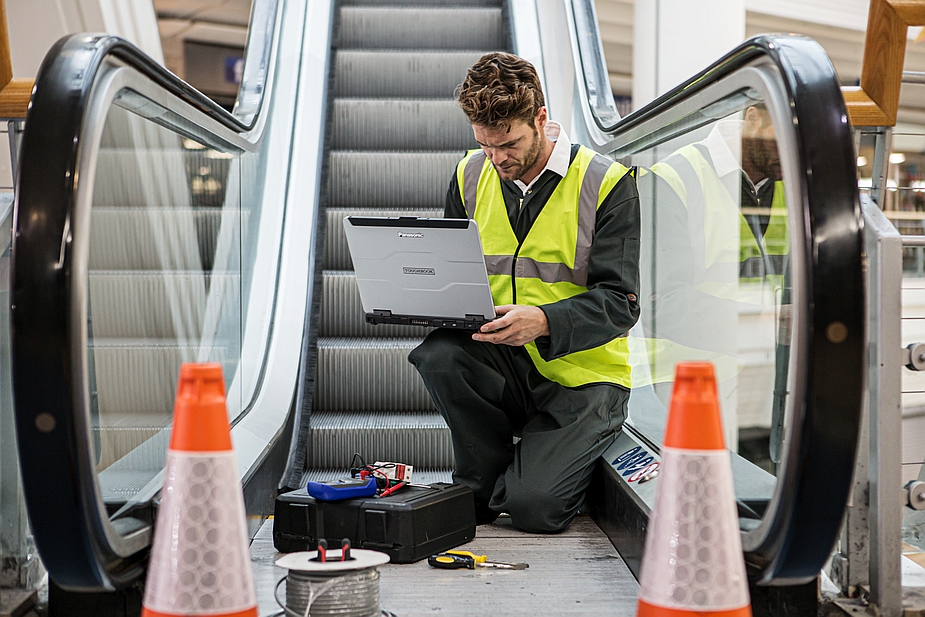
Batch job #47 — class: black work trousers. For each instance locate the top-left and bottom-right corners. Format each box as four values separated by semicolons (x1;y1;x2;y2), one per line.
408;329;628;533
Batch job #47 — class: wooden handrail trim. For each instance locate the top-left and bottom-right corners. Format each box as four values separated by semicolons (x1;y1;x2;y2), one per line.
887;0;925;23
0;1;11;91
842;0;925;127
0;78;33;119
842;87;895;126
861;0;906;124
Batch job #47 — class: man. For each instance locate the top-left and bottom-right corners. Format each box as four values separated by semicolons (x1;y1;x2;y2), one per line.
408;52;640;533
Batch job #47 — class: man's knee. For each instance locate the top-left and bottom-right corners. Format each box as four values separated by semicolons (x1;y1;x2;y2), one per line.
492;476;580;533
408;329;468;374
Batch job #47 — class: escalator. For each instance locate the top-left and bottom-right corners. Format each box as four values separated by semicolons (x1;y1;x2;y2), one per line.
8;0;863;607
308;0;506;483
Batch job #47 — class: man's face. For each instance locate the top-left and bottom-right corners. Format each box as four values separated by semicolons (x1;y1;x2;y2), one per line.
742;107;781;183
472;116;545;182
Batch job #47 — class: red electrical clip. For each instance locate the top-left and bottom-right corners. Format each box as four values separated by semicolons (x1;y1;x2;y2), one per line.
341;538;351;561
317;538;327;563
379;480;407;497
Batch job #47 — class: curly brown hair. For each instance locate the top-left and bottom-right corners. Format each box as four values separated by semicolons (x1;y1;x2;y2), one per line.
455;52;545;129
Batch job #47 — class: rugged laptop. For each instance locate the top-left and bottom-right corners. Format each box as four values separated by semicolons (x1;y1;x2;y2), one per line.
343;216;496;330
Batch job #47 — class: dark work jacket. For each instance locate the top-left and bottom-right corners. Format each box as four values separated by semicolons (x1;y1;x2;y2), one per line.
445;143;641;365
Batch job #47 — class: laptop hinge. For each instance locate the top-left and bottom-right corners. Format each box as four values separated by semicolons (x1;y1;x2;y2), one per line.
372;310;392;317
465;314;486;321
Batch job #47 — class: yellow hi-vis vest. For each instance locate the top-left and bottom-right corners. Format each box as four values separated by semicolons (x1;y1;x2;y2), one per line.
456;146;634;389
739;180;788;285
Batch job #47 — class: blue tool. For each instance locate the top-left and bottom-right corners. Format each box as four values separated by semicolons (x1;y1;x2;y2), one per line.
306;477;377;501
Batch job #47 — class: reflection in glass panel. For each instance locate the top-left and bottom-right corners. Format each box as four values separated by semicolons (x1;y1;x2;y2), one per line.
624;98;791;525
88;101;241;508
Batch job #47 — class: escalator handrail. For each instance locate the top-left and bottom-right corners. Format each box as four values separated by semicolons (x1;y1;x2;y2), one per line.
10;1;283;591
567;20;864;585
41;1;282;137
233;0;280;127
568;0;621;132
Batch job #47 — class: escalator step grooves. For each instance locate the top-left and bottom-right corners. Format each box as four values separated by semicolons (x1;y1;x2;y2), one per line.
320;270;434;338
332;99;474;151
94;150;197;209
338;8;503;51
89;272;240;339
90;208;227;271
314;337;433;411
325;208;443;270
333;51;486;99
91;341;229;414
309;411;452;468
328;151;461;208
341;0;500;6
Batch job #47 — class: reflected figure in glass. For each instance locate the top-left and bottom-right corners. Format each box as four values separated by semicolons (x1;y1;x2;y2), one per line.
629;100;791;493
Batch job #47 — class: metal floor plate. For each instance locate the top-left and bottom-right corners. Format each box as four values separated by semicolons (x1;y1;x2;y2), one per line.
254;514;639;616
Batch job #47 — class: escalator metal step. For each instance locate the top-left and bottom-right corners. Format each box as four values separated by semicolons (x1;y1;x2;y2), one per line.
343;0;499;6
89;272;239;339
332;99;474;151
338;7;503;51
333;51;485;98
91;339;230;414
89;208;238;271
314;337;432;411
94;150;198;208
94;412;171;471
328;151;461;208
309;411;452;468
320;270;434;338
325;207;443;270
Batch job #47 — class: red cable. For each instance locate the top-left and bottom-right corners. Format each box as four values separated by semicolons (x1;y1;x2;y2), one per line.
380;481;406;497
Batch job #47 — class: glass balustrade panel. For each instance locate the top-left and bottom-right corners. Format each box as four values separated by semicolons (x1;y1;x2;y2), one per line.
623;93;793;527
88;101;243;510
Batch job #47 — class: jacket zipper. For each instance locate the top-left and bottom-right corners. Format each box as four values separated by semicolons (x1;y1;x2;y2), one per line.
511;244;522;304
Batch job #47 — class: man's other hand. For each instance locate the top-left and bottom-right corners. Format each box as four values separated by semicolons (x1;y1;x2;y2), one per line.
472;305;549;346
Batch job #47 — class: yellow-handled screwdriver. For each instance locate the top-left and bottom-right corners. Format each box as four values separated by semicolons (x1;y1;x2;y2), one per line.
428;550;528;570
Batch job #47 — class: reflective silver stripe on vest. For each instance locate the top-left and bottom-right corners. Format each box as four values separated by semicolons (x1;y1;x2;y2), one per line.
517;257;587;287
486;254;588;287
573;153;611;278
463;151;486;218
485;254;514;275
740;254;788;279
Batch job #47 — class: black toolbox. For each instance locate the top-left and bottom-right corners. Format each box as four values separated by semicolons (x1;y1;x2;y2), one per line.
273;482;476;563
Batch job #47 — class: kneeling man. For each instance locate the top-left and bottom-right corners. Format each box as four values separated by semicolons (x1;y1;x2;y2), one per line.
409;52;640;533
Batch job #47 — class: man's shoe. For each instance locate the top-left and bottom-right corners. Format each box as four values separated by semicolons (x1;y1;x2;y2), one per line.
474;502;499;525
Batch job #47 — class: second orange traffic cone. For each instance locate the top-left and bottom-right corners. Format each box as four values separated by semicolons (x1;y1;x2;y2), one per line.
141;363;257;617
636;362;751;617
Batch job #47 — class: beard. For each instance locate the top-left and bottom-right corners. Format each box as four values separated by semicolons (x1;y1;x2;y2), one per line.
742;137;782;184
495;128;544;181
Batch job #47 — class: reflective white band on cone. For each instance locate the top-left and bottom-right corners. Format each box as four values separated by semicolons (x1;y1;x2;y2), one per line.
637;447;750;616
142;451;257;617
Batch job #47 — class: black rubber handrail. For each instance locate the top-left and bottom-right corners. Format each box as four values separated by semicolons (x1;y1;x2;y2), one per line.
11;1;280;590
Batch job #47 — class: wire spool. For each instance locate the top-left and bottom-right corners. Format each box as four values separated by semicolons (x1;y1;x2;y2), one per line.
275;548;392;617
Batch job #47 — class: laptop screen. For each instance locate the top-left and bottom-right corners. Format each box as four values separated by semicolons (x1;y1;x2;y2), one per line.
344;216;496;329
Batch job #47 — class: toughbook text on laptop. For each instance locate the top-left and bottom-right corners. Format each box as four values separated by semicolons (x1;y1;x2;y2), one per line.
343;216;496;330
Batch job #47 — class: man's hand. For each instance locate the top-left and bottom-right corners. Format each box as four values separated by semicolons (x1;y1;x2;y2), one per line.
472;304;549;346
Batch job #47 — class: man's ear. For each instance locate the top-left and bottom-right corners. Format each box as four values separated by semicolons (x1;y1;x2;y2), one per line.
534;106;548;132
743;106;762;136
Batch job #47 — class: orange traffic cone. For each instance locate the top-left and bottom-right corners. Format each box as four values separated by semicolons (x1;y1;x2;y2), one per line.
141;363;257;617
636;362;751;617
